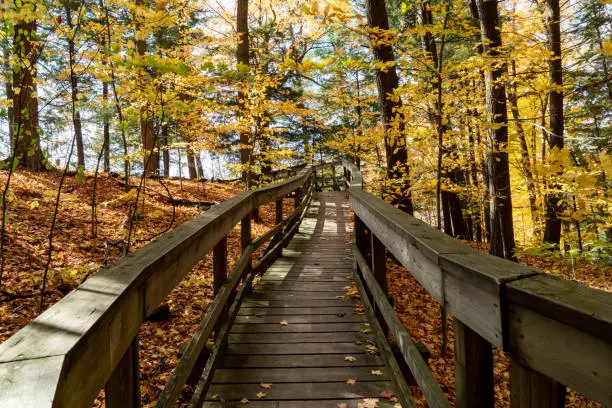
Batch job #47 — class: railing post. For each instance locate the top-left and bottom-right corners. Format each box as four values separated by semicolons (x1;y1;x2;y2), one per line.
510;361;566;408
241;214;252;289
276;199;283;224
354;216;367;260
454;319;494;408
294;187;302;209
106;337;140;408
371;232;388;334
213;237;228;330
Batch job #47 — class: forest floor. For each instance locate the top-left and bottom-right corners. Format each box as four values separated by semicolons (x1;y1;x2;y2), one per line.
0;170;608;407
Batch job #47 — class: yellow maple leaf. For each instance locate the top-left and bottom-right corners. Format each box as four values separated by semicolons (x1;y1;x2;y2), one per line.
260;382;272;389
346;378;357;385
256;391;266;399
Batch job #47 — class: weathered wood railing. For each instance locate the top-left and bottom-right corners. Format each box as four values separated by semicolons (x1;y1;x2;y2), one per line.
0;165;316;408
339;159;611;408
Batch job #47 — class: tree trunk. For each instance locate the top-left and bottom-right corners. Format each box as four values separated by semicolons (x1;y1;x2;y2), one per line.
508;60;539;237
236;0;251;187
195;153;204;179
187;149;197;179
102;80;110;172
65;3;85;170
161;123;170;177
135;0;158;176
419;1;465;235
542;0;564;245
475;0;516;259
365;0;413;214
2;36;13;156
12;15;44;171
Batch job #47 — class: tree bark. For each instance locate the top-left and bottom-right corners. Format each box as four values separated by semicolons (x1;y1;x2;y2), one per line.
475;0;516;259
65;3;85;170
12;14;44;171
102;80;110;172
365;0;413;214
2;34;13;156
195;153;204;179
135;0;158;176
542;0;564;245
161;122;170;177
508;60;538;237
419;1;466;237
187;148;197;179
236;0;251;187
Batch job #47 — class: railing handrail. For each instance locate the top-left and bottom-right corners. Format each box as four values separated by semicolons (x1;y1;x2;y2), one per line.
0;166;314;408
340;161;612;407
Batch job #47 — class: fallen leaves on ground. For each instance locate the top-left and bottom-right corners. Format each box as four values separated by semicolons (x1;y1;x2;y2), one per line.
346;378;357;385
344;355;357;362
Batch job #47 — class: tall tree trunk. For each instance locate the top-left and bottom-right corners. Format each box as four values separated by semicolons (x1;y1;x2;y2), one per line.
2;35;13;155
12;14;43;171
135;0;158;176
419;1;466;236
65;3;85;169
102;80;110;172
542;0;564;245
365;0;413;214
476;0;516;259
508;60;539;237
195;153;204;179
187;148;197;179
161;122;170;177
236;0;251;187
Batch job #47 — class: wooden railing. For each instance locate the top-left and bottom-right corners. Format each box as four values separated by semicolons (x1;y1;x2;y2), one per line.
0;165;316;408
338;159;612;408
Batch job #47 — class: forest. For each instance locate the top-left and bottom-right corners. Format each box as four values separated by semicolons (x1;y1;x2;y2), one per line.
0;0;610;407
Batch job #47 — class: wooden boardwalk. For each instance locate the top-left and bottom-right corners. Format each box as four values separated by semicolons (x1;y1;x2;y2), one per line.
204;192;399;407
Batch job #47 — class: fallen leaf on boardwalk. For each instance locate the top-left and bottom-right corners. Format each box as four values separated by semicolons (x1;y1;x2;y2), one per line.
358;398;379;408
366;345;379;354
240;397;249;404
260;382;272;389
371;369;384;376
279;320;288;326
336;313;345;317
344;355;357;362
346;378;357;385
336;295;345;299
379;391;394;399
355;340;362;345
337;404;348;408
346;275;354;280
256;391;267;399
360;328;371;334
343;286;352;290
394;404;402;408
211;394;221;400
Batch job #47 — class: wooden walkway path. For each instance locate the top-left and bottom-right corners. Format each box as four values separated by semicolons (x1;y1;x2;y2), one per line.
204;192;399;407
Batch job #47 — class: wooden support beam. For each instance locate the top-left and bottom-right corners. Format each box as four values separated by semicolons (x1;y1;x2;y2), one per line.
371;232;387;335
106;337;140;408
454;319;494;408
510;361;566;408
241;215;252;291
275;199;283;224
213;237;228;330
